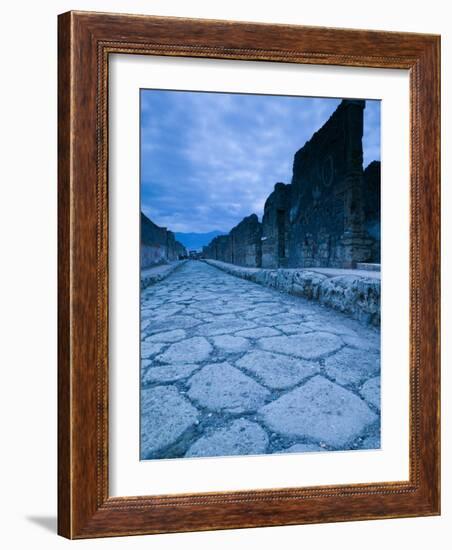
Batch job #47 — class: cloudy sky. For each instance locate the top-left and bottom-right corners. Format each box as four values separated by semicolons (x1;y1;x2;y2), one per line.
141;90;380;234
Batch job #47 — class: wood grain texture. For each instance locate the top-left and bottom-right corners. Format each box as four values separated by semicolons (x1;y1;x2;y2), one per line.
57;10;440;539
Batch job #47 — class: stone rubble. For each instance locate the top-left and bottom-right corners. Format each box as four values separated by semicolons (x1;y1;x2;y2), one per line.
257;375;377;447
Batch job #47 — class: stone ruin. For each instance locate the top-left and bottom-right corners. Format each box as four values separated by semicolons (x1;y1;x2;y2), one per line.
363;160;381;264
229;214;262;268
141;212;187;269
261;182;291;268
203;99;380;269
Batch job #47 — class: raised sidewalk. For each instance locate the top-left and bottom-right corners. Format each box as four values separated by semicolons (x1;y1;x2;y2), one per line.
141;260;187;289
203;259;380;326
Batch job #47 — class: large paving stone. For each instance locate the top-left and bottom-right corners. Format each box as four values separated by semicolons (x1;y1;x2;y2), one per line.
143;329;186;344
141;341;166;359
157;336;212;364
254;313;305;326
147;316;202;334
185;419;269;458
194;300;251;314
212;335;250;353
276;324;312;335
361;432;381;449
140;386;199;458
360;376;381;410
142;363;200;384
141;319;152;332
323;347;380;386
258;332;343;360
251;296;282;304
341;332;380;352
235;326;281;338
187;363;270;414
301;320;357;337
258;375;377;447
149;304;185;320
244;304;287;318
194;318;257;337
190;291;221;302
236;350;319;390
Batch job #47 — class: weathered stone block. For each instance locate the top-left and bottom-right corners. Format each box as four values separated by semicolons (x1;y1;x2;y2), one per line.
261;182;291;268
187;362;270;414
318;275;380;325
236;350;320;390
140;386;199;458
291;270;328;300
258;375;377;447
142;363;200;384
258;332;343;360
157;336;213;364
323;347;380;386
360;376;381;410
185;419;269;458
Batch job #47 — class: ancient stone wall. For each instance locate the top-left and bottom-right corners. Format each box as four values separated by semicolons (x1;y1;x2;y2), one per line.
203;99;380;270
202;235;231;263
140;212;187;268
363;161;381;263
229;214;262;267
289;99;372;268
203;216;262;267
166;231;187;261
261;182;291;268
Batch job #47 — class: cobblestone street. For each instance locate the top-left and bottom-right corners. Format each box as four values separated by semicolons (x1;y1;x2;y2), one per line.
140;260;381;460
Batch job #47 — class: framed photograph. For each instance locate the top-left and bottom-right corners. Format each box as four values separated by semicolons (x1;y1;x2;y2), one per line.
58;11;440;538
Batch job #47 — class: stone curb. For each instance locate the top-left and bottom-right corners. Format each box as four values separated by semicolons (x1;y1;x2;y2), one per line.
203;259;380;326
141;260;188;289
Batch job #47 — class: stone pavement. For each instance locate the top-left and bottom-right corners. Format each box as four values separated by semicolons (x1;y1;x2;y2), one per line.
204;259;381;326
140;260;381;460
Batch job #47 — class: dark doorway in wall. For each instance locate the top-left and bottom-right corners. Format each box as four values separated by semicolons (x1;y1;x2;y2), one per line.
277;209;286;266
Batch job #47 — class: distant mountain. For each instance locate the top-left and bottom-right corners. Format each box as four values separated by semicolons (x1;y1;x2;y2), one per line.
175;230;225;252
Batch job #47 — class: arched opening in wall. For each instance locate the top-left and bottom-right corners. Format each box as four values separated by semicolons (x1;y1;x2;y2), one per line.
277;209;286;267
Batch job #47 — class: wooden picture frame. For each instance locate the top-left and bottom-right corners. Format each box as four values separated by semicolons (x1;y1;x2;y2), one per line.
58;10;440;539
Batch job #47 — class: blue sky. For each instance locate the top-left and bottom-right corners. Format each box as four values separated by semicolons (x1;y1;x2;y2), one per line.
141;90;380;233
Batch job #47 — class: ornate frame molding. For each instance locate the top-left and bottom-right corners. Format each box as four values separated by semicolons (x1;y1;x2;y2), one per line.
58;11;440;538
